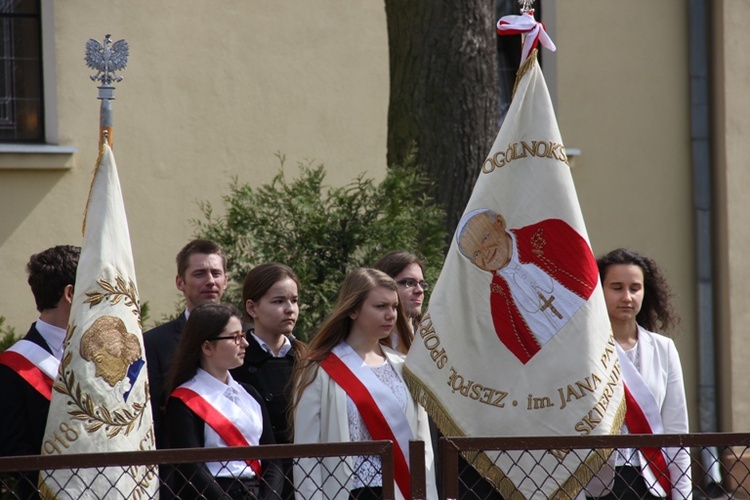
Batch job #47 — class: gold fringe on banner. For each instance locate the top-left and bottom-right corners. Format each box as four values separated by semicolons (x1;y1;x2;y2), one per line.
81;135;109;236
512;49;539;99
404;364;627;499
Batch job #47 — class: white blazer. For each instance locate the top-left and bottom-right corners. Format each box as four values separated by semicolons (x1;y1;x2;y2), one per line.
584;326;692;499
293;345;438;500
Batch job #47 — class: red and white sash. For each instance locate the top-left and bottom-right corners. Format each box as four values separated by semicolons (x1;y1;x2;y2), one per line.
171;372;262;476
616;343;672;496
0;340;59;400
320;343;414;499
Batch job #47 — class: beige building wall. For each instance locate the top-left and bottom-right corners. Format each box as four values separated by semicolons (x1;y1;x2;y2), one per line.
0;1;390;329
713;0;750;433
547;0;699;428
1;0;746;436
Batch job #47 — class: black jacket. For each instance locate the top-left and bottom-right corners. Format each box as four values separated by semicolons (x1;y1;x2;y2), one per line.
230;333;300;445
143;313;187;449
0;323;55;499
166;381;283;499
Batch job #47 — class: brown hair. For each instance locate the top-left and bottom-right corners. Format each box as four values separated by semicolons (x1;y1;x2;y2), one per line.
372;250;424;280
26;245;80;312
243;262;304;359
373;250;425;327
597;248;680;334
289;268;411;423
242;263;300;322
164;303;241;399
175;239;226;279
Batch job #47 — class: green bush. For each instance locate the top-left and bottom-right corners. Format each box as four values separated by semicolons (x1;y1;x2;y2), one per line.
193;153;448;340
0;316;18;352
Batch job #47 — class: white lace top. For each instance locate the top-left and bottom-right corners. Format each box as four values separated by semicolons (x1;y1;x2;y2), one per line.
347;359;409;489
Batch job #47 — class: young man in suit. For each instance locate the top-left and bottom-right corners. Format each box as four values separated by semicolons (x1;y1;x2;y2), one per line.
0;245;80;498
143;239;228;450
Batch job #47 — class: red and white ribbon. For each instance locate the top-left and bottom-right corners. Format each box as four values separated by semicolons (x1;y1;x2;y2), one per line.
497;10;556;65
0;340;59;400
321;343;414;499
616;343;672;496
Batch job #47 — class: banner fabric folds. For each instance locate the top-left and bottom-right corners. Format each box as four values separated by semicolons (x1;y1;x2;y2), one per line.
404;51;625;499
39;143;158;499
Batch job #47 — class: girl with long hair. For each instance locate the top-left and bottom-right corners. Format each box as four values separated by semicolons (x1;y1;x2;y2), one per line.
373;250;426;352
291;268;436;500
165;303;282;499
588;248;691;499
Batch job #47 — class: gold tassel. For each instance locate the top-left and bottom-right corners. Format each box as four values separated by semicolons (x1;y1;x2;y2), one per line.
81;138;108;236
512;49;539;99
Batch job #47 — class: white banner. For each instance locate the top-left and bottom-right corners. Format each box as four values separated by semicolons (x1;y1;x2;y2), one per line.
404;51;625;499
40;143;158;499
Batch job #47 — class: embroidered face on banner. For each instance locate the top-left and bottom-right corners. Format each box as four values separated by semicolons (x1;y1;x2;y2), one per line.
80;315;143;387
457;211;513;272
456;209;599;364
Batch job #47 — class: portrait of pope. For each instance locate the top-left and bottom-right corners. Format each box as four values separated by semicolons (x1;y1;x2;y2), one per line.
456;208;599;364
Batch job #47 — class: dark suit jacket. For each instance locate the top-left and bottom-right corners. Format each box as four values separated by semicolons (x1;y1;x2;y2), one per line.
0;323;54;499
143;313;187;450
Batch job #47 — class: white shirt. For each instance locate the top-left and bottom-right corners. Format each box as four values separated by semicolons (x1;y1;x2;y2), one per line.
188;369;264;478
35;318;66;360
251;332;292;358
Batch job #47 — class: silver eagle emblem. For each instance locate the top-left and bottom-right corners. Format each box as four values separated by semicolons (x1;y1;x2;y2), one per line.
85;34;129;86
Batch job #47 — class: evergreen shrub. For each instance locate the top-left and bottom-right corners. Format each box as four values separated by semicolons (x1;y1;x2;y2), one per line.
193;153;447;340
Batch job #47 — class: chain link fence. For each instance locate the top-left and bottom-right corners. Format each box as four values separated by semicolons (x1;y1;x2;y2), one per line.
1;434;748;499
441;433;750;499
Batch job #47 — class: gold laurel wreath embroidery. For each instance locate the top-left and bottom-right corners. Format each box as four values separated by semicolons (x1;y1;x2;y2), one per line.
54;327;150;438
84;276;142;329
55;273;150;439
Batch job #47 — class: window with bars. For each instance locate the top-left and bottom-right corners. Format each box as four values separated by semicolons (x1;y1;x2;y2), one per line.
0;0;43;143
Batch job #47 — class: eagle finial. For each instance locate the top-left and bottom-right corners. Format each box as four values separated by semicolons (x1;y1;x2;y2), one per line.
518;0;534;14
85;34;129;86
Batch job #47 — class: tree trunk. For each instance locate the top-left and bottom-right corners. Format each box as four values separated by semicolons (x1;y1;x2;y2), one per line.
385;0;500;237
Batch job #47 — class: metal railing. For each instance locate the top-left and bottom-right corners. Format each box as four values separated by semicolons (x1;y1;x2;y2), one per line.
1;433;748;499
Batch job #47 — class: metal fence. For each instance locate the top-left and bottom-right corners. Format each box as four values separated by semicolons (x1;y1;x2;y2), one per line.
1;434;748;499
440;433;750;499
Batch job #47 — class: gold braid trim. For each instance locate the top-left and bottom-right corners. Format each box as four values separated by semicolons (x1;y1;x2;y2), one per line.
512;49;539;99
404;366;516;497
81;140;108;236
38;479;57;499
404;364;628;499
552;395;627;499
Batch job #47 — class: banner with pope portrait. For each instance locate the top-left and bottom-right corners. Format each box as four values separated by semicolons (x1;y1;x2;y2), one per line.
404;37;625;499
39;142;158;499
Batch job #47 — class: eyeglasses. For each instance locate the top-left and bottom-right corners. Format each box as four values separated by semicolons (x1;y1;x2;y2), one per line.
209;332;247;346
396;278;430;291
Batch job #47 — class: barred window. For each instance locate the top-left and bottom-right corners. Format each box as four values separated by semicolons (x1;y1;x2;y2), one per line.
0;0;43;143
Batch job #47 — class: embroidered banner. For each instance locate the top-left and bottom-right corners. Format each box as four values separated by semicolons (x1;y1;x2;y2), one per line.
39;143;158;498
404;50;625;498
